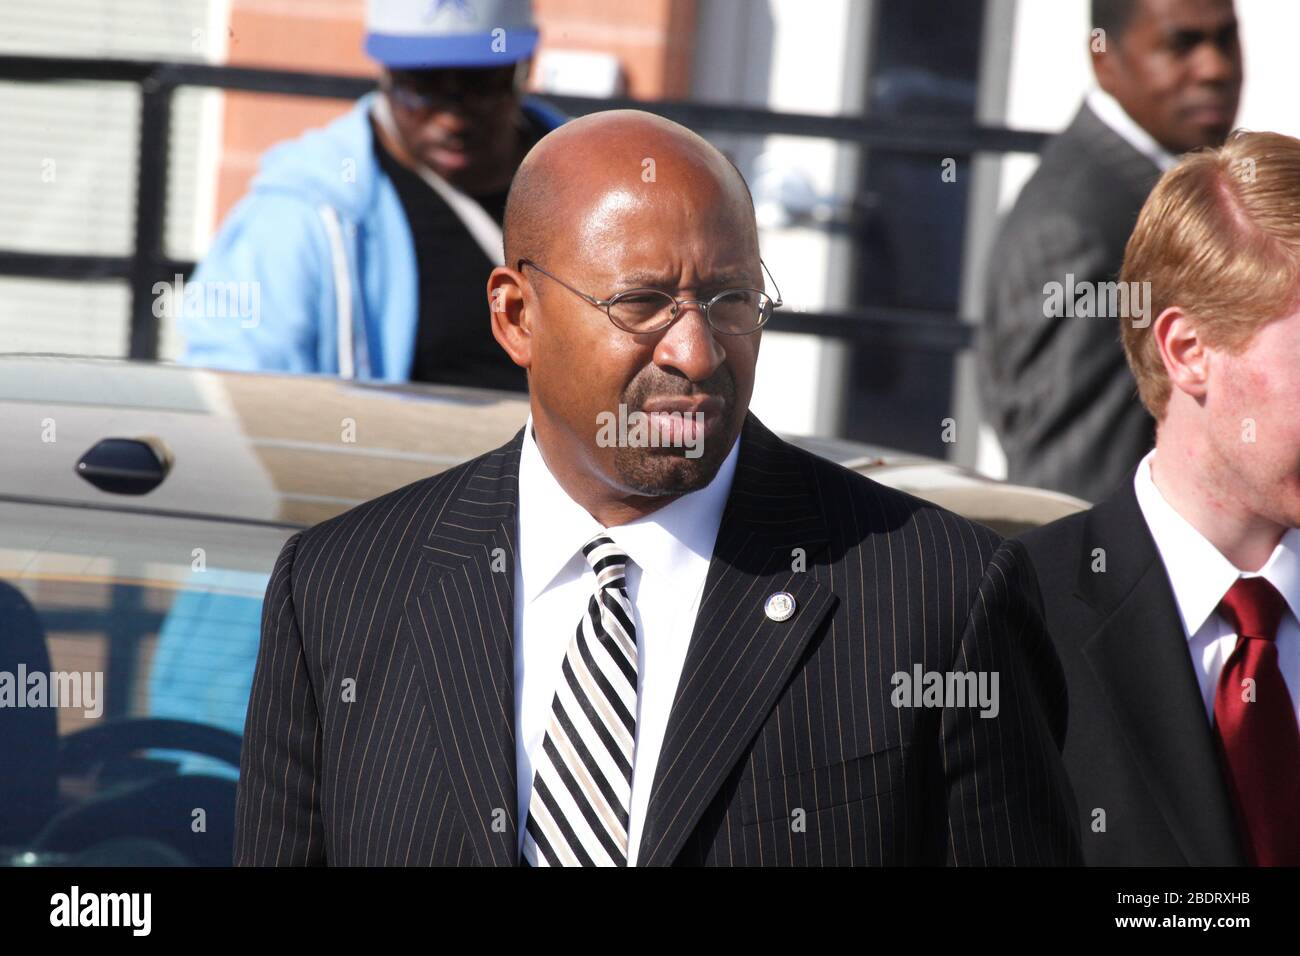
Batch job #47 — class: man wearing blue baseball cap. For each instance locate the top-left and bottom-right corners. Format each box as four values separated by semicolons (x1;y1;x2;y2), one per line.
181;0;563;389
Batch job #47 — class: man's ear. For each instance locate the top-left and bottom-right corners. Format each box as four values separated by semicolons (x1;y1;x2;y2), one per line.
488;265;533;370
1153;305;1210;402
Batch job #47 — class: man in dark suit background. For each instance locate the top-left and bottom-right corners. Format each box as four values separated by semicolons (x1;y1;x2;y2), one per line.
1020;130;1300;866
979;0;1242;502
234;108;1080;866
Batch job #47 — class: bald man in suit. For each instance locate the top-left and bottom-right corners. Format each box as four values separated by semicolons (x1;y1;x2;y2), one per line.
235;109;1081;866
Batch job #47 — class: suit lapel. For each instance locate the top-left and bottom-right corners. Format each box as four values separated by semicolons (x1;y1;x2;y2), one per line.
1074;480;1245;865
636;415;839;866
405;427;525;867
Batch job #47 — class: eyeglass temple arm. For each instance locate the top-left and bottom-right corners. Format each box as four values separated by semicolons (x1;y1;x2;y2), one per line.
760;258;783;308
517;258;605;308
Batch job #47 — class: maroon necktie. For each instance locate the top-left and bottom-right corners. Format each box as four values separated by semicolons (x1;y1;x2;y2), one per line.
1213;576;1300;866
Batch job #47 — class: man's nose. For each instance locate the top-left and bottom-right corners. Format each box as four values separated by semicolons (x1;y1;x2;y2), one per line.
428;106;473;134
652;303;727;382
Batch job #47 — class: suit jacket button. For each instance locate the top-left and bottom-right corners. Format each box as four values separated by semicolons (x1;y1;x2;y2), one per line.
765;591;796;622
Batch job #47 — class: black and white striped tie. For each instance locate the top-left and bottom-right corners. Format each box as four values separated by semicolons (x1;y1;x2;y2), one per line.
522;532;639;866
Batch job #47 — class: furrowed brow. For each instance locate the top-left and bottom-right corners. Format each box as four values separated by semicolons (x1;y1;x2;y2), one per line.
613;270;755;290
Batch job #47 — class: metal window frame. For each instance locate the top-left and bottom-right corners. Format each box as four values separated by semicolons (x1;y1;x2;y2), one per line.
0;53;1049;361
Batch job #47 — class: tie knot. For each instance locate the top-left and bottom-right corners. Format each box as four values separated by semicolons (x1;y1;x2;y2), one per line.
582;532;629;585
1219;576;1288;642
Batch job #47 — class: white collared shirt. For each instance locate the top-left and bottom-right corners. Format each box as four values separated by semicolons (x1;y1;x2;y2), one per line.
1133;449;1300;722
513;415;740;864
1086;87;1180;172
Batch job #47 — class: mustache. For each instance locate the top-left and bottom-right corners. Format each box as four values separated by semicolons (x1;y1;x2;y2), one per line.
622;367;736;412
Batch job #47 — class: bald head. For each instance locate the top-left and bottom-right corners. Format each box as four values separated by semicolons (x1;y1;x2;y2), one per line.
503;109;755;269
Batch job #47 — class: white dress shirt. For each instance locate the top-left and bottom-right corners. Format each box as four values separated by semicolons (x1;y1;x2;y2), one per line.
513;416;740;864
1133;449;1300;723
1086;87;1180;172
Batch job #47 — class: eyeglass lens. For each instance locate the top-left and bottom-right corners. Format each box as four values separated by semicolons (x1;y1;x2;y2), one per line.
608;290;769;333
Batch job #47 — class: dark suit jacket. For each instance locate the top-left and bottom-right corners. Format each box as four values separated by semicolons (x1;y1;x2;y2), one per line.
1019;472;1246;865
234;413;1082;865
979;102;1159;502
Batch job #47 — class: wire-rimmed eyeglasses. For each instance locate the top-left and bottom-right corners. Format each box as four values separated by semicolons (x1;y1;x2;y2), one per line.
517;258;782;335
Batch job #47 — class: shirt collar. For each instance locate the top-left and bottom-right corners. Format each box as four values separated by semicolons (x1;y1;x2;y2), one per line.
1086;87;1180;172
1133;449;1300;637
1257;528;1300;627
516;414;740;604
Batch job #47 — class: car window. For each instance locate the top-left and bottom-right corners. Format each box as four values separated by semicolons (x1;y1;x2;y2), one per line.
0;502;293;866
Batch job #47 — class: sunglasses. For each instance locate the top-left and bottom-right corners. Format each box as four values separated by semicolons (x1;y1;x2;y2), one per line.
383;63;524;111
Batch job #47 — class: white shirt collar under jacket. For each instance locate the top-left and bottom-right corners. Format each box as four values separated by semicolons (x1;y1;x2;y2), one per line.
1086;87;1180;173
1133;448;1300;640
516;414;740;605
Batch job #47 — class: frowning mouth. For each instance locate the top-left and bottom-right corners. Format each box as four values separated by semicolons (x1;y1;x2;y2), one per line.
596;402;722;458
641;396;725;449
640;395;725;417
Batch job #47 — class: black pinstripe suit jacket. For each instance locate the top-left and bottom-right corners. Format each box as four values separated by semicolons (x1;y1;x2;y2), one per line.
234;413;1082;865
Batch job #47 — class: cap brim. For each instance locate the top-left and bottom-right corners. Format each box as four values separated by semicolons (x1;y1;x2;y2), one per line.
365;30;538;68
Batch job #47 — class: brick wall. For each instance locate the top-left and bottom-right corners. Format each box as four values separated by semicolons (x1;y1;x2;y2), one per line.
210;0;696;229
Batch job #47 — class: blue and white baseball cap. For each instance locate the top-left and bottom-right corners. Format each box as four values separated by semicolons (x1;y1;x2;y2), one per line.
366;0;539;68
